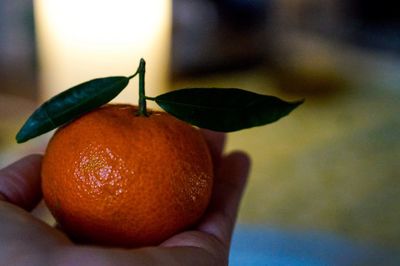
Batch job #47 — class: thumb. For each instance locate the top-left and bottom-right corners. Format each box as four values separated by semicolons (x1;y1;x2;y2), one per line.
0;154;43;211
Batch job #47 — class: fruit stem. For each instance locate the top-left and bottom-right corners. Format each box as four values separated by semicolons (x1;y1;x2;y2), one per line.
137;58;148;116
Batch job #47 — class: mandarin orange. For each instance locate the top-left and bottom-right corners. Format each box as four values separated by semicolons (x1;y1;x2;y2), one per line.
41;104;213;247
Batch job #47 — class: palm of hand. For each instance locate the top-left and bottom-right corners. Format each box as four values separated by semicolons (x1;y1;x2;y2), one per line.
0;131;250;266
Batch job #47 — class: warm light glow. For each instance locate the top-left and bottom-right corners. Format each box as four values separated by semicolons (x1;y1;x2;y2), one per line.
34;0;171;106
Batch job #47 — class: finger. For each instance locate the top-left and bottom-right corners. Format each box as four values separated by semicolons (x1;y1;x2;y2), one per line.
197;151;250;247
52;245;221;266
200;129;226;168
0;154;43;211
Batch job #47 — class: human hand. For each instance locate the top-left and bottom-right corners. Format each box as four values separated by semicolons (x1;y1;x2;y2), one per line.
0;130;250;266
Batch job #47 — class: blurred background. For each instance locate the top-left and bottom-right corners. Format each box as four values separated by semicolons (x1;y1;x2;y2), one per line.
1;0;399;264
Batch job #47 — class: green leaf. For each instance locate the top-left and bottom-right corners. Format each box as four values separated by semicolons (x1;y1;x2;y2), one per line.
153;88;303;132
16;76;130;143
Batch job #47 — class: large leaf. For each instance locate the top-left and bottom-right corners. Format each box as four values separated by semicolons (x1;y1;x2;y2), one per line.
153;88;303;132
16;76;130;143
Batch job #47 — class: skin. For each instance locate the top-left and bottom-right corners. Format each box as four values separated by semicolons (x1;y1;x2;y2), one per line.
0;130;250;266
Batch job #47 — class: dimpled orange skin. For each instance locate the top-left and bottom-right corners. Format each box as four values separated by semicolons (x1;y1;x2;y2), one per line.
41;104;213;247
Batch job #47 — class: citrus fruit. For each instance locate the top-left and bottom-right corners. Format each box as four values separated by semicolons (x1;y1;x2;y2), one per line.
41;104;213;247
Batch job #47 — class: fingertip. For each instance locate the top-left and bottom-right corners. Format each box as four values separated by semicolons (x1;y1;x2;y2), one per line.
221;151;251;184
200;129;226;168
22;154;43;165
0;154;43;211
200;129;224;138
226;151;251;169
201;129;226;149
195;150;251;246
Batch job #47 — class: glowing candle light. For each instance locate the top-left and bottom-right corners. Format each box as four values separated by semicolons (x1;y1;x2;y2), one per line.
34;0;171;107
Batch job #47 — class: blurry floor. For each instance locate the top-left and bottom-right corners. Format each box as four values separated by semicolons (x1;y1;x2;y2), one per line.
229;225;400;265
172;49;400;251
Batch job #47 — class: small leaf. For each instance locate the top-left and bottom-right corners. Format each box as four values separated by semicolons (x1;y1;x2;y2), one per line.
16;76;130;143
153;88;303;132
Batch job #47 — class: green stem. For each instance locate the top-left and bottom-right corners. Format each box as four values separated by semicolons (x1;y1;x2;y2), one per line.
128;70;139;80
137;58;147;116
145;96;156;101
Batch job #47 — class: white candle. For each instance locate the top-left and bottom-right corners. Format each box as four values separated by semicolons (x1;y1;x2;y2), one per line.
34;0;171;108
